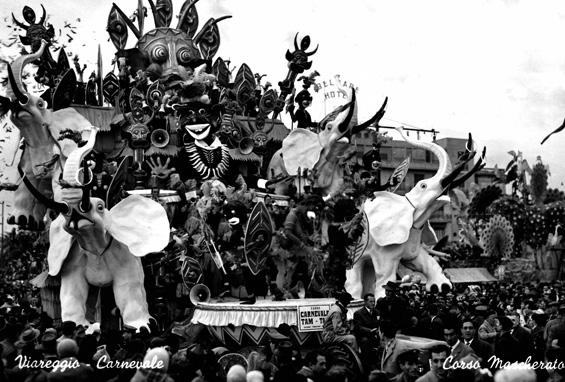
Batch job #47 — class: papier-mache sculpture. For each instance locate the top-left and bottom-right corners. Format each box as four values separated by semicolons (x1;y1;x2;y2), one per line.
47;188;170;329
267;90;386;196
346;127;486;298
0;41;92;230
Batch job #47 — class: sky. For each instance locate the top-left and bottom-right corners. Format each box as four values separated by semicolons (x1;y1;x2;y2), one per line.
1;0;565;201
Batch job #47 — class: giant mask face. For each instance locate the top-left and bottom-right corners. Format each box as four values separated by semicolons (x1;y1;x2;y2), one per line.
137;28;204;83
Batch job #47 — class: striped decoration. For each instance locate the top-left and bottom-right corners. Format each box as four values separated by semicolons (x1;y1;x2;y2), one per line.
184;142;231;180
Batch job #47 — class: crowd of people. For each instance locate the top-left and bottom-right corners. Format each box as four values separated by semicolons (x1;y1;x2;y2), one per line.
0;278;564;381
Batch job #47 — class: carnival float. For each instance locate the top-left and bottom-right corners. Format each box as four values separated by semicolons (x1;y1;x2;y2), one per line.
0;0;501;379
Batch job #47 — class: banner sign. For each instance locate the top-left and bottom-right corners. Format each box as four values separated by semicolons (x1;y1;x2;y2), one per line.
297;304;331;332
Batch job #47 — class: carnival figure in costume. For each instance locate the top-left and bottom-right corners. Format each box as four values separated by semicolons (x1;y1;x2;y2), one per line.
174;69;239;186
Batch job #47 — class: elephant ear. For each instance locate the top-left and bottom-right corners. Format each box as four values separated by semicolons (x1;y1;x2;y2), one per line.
281;128;323;175
364;192;414;246
104;195;170;257
47;214;75;276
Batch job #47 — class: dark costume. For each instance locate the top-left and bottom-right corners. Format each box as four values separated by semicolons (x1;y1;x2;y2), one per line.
289;90;317;130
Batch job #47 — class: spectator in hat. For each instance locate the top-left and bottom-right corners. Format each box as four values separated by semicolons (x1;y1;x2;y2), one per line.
38;331;58;364
391;349;421;382
493;316;521;364
49;338;93;382
377;281;410;330
15;327;40;355
322;292;358;351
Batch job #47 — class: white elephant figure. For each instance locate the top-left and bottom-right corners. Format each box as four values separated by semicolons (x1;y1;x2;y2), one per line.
47;194;170;329
346;127;486;298
0;39;91;229
267;90;387;196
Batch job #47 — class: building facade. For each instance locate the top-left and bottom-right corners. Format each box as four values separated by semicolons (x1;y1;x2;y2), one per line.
351;129;499;240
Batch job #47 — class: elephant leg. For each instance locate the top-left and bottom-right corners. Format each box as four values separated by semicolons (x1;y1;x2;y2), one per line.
60;252;90;326
107;248;151;330
402;248;451;293
371;250;399;299
345;257;364;299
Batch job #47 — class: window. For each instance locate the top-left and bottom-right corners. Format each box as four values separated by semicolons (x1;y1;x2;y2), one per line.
412;148;426;162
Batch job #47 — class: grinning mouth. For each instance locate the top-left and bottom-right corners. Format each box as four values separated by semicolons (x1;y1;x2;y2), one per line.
228;217;240;226
185;123;211;140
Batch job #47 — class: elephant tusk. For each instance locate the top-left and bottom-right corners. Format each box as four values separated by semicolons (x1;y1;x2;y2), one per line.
424;246;451;259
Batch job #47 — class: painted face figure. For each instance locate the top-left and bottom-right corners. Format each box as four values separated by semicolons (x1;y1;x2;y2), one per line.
178;102;213;141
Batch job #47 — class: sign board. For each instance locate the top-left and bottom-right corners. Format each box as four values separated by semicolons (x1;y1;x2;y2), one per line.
297;304;331;332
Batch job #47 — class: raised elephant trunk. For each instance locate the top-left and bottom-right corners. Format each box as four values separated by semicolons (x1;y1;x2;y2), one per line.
394;126;452;183
6;39;48;103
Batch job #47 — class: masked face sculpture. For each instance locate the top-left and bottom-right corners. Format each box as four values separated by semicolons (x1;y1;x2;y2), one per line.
137;28;204;83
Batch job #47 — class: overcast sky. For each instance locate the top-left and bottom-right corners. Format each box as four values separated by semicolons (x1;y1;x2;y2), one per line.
2;0;565;192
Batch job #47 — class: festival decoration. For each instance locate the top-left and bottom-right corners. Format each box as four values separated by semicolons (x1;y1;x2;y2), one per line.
541;116;565;145
345;127;486;298
268;91;387;196
468;185;503;218
47;194;170;329
244;201;274;275
488;196;525;250
1;43;91;229
545;188;565;204
479;215;514;259
531;160;549;206
0;2;495;364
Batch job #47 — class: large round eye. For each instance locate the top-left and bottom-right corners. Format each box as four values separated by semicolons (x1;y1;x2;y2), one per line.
420;183;427;190
37;100;47;109
177;48;193;65
151;44;168;63
96;203;104;212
